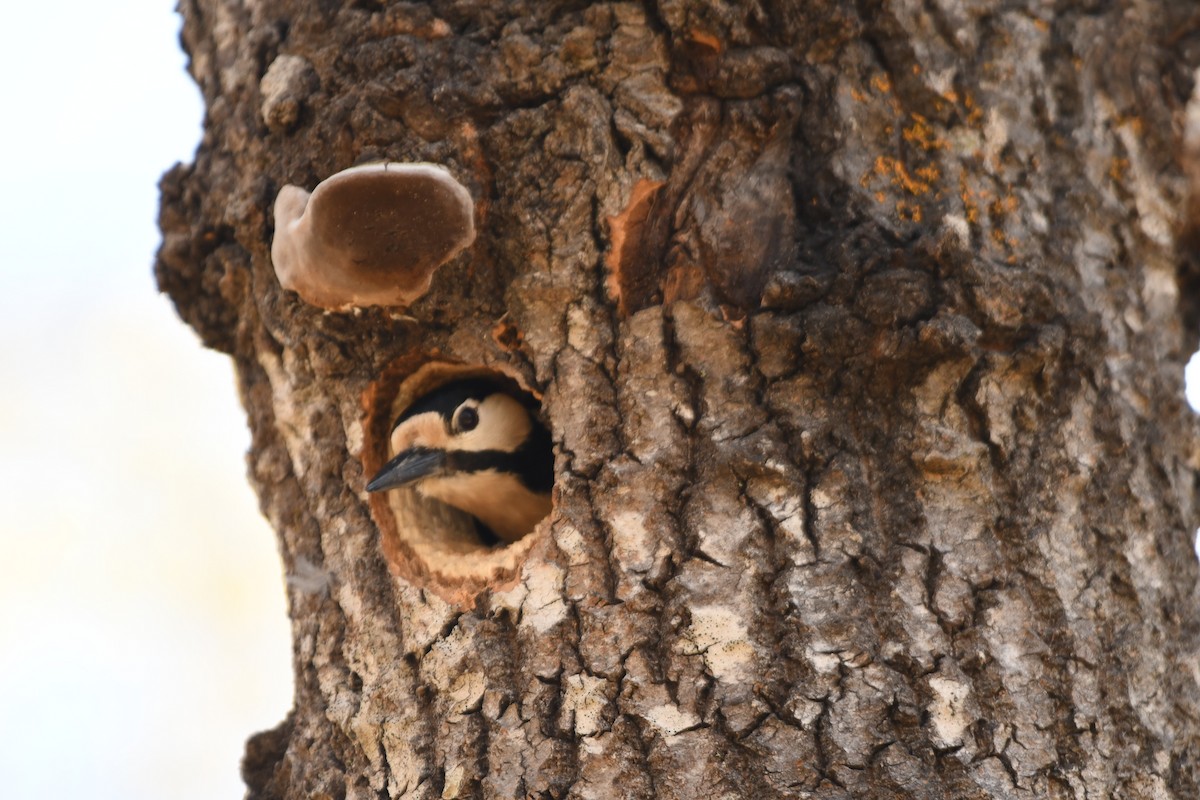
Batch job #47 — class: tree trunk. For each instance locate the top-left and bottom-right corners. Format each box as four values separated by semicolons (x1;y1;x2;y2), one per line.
157;1;1200;797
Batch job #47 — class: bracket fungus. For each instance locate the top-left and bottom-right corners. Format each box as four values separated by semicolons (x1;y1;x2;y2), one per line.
271;162;475;310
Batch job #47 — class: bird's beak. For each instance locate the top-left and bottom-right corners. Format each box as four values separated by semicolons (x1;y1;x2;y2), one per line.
366;447;446;492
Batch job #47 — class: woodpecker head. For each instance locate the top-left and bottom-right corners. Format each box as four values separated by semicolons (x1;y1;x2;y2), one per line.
366;378;553;544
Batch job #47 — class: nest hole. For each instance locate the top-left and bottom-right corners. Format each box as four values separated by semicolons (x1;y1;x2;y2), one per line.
362;358;552;602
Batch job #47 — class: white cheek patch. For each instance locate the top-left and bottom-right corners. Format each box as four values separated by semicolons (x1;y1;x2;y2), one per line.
453;394;532;452
390;412;449;455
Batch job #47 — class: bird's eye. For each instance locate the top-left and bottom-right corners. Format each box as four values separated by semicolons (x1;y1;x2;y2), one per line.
455;405;479;432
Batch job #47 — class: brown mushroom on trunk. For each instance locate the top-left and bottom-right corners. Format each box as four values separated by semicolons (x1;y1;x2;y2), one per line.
271;162;475;310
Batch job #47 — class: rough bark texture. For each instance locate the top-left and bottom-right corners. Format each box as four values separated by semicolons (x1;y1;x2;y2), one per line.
157;1;1200;797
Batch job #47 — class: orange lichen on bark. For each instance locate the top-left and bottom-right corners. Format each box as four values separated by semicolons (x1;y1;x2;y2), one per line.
988;195;1019;218
897;200;923;222
492;316;525;353
867;155;936;196
1109;157;1130;182
605;178;665;316
960;174;981;224
963;92;984;126
903;113;948;151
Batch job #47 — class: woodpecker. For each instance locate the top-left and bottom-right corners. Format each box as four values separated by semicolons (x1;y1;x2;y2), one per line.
366;378;554;543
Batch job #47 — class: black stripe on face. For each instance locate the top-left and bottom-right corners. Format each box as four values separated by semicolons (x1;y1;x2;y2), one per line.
446;418;554;493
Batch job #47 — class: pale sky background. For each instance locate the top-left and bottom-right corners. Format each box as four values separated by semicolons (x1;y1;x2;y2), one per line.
2;3;1200;800
0;2;292;799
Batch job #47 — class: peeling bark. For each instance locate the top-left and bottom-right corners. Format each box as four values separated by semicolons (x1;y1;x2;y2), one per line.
158;1;1200;797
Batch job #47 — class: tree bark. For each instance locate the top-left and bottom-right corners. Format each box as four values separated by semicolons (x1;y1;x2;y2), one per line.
158;1;1200;797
